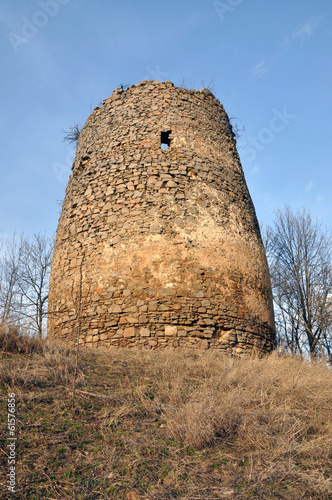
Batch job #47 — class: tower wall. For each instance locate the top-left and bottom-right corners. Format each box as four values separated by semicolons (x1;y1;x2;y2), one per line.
48;80;275;354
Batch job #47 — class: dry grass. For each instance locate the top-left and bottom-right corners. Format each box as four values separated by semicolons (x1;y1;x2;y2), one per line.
0;343;331;499
0;325;43;355
0;326;83;388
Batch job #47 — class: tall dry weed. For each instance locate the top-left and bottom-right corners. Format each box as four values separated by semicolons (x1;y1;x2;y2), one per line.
0;324;42;355
139;350;332;495
0;341;84;389
163;354;330;443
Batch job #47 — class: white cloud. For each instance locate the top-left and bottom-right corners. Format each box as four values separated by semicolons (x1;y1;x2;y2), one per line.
305;180;313;192
251;60;268;78
281;17;323;50
316;195;324;203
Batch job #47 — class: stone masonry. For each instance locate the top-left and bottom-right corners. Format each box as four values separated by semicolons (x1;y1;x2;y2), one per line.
48;80;276;354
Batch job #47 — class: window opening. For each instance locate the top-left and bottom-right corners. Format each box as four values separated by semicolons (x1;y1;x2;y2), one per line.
161;130;171;150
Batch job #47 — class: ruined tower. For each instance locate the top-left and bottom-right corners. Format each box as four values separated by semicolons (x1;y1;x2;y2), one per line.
48;80;275;354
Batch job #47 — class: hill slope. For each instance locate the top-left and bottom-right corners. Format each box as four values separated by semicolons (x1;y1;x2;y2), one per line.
1;336;331;499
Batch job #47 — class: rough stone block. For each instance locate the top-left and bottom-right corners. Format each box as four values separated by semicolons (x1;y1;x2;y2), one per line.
148;301;158;311
140;327;151;337
160;288;176;296
113;330;124;338
165;325;177;336
109;304;122;313
191;330;204;338
126;316;139;324
124;327;136;338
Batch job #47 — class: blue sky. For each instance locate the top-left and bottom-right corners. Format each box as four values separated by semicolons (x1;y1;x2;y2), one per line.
0;0;331;239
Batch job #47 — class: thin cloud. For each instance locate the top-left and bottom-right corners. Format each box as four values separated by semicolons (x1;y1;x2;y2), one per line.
305;180;313;192
251;60;268;79
316;195;324;203
281;17;323;50
251;16;324;79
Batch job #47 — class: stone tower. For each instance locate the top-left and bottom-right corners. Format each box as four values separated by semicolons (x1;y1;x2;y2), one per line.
48;80;275;354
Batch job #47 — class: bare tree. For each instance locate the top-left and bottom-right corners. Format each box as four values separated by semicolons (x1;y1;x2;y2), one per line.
0;234;22;328
17;234;54;339
265;206;332;362
0;233;53;338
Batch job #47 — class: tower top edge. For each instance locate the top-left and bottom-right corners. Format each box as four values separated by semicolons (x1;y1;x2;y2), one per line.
101;80;220;107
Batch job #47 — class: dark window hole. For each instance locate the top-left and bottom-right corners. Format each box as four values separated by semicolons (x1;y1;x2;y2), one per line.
161;130;171;150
